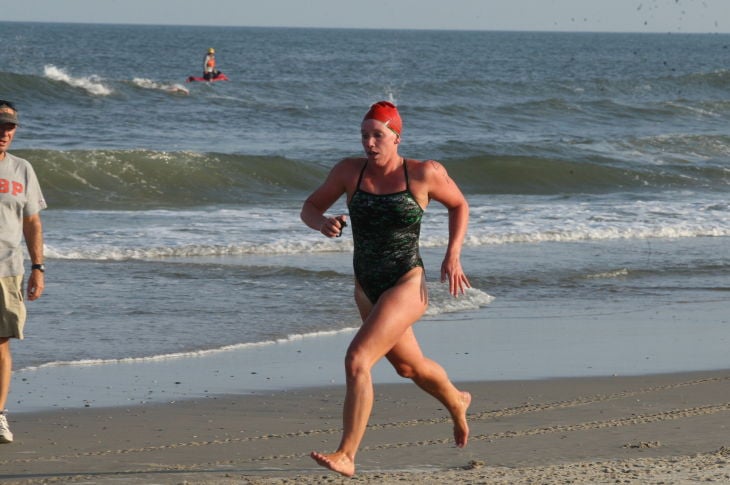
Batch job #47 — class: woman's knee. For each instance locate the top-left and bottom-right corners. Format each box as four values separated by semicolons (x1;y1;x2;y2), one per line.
344;349;373;381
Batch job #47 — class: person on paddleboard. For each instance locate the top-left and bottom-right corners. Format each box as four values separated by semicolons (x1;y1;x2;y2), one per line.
203;47;220;80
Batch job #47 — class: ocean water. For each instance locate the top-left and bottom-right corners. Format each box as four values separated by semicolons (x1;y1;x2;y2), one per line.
1;22;728;377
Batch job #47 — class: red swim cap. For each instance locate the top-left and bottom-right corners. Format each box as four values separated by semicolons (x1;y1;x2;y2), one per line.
362;101;402;136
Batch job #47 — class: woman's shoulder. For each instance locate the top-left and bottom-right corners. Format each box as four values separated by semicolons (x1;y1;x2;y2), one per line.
405;158;447;179
326;157;367;186
333;157;367;173
338;156;367;165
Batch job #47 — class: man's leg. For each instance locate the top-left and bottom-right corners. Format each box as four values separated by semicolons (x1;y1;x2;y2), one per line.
0;338;11;411
0;338;13;443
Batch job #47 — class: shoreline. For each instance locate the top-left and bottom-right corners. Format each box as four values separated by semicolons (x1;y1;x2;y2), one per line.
11;295;730;414
2;370;729;484
3;295;728;482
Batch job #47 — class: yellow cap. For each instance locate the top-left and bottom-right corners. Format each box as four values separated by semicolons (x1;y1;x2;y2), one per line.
208;48;215;54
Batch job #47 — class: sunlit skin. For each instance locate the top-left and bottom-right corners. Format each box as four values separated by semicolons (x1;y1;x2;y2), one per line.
301;117;471;476
0;122;17;155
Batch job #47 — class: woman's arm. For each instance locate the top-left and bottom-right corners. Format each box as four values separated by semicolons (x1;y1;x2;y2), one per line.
425;161;471;296
301;160;350;238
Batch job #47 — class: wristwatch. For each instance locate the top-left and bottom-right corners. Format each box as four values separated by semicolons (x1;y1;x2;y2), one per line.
31;263;45;272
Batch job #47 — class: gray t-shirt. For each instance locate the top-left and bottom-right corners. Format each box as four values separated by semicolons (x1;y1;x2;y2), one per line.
0;152;47;277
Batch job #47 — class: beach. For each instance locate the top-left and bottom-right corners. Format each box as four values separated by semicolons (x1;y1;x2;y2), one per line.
2;296;730;484
1;370;728;484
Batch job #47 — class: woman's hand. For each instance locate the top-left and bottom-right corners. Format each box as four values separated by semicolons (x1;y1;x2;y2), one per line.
320;215;348;238
441;254;471;297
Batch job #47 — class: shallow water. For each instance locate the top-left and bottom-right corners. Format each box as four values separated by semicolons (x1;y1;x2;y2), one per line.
0;22;727;381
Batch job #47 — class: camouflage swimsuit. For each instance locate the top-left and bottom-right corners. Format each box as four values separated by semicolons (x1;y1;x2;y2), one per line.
348;159;424;304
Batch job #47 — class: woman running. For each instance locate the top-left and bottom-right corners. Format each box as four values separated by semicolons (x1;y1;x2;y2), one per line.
300;100;472;477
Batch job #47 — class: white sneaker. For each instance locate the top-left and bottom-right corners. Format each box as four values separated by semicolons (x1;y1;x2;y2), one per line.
0;410;13;443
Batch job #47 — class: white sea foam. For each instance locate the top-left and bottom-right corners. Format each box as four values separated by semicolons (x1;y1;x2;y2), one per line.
585;268;630;279
43;65;112;96
42;222;730;262
43;238;354;261
132;77;189;95
461;225;730;246
425;286;495;316
17;327;359;372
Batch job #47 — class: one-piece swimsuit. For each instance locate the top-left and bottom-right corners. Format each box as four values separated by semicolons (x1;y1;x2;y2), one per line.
348;159;424;304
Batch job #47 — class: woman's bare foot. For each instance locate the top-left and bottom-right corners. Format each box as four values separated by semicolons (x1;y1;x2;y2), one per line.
453;390;471;448
310;450;355;477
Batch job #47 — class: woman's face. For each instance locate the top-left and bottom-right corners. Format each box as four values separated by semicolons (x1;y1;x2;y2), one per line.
360;119;399;165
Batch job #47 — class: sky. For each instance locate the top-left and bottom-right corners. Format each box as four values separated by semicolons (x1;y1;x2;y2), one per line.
1;0;728;33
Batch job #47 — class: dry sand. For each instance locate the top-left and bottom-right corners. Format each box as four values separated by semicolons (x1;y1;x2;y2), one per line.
1;370;728;484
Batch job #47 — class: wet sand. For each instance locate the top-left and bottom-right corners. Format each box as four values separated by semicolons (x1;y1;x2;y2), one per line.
1;370;728;484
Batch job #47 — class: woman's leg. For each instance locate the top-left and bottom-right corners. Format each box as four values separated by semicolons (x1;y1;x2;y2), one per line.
311;269;427;476
385;328;471;447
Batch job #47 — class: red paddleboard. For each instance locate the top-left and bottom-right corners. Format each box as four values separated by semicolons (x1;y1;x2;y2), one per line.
186;72;229;83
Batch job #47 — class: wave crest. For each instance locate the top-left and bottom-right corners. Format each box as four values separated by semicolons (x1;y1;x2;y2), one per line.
43;65;112;96
20;149;326;208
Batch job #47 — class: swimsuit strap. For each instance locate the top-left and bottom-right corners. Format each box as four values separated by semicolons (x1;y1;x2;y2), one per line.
402;158;410;190
355;160;368;191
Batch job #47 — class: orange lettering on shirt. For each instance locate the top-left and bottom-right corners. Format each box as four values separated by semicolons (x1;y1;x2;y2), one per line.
0;179;24;195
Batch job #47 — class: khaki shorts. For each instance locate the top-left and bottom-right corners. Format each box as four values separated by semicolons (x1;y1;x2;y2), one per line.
0;275;26;340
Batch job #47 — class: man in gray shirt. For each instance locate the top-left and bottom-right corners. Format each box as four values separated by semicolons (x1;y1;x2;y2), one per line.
0;100;46;443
